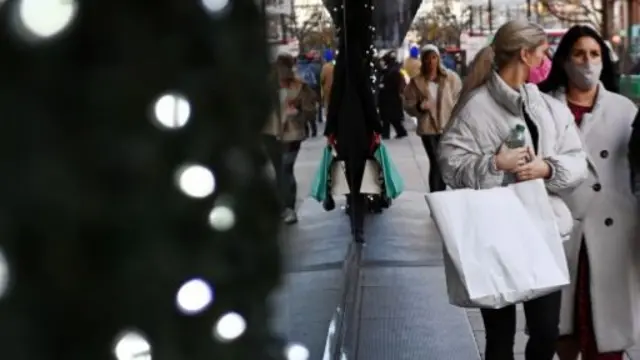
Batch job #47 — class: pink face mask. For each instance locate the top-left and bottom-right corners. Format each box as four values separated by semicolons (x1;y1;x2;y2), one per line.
527;56;551;84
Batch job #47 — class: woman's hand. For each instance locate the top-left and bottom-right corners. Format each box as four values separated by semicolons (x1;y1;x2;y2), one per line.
515;147;551;181
285;106;299;116
420;99;435;111
494;144;530;172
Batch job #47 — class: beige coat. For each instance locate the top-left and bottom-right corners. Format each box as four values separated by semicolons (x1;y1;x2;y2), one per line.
438;71;588;241
263;80;316;142
403;68;462;135
551;85;640;352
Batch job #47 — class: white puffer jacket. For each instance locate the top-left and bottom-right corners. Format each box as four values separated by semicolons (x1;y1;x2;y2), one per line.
437;71;588;240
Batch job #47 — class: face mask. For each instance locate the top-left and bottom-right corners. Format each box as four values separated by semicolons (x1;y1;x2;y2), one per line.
527;56;551;84
564;61;602;90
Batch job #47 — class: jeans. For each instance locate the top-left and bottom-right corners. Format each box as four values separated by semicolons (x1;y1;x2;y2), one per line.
420;135;446;192
262;134;283;210
282;141;301;209
481;290;561;360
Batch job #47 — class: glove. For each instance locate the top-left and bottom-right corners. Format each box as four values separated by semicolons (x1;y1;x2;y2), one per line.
370;132;381;153
327;134;336;146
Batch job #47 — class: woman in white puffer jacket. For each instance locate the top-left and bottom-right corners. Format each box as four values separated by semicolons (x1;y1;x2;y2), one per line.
437;20;588;360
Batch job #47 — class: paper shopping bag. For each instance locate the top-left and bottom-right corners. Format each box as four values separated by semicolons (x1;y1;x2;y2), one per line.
426;180;569;309
310;146;333;202
374;143;404;199
331;160;382;195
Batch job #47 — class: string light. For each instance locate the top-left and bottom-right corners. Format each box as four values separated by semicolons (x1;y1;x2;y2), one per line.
202;0;229;13
176;278;214;315
176;164;216;199
152;93;191;129
214;312;247;342
113;330;152;360
208;205;236;231
17;0;78;39
284;343;310;360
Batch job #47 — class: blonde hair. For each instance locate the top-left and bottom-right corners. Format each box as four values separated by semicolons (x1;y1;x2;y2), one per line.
450;20;546;119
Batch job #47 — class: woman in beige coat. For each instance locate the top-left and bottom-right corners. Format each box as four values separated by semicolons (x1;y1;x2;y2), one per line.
403;44;461;192
263;66;316;224
538;25;640;360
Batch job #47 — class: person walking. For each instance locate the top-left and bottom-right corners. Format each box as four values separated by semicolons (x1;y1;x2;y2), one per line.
320;49;335;116
538;25;640;360
377;51;408;139
403;44;462;192
295;53;319;137
438;20;588;360
263;65;316;224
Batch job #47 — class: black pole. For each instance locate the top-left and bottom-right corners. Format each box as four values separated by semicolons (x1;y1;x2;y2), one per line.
488;0;493;33
527;0;531;20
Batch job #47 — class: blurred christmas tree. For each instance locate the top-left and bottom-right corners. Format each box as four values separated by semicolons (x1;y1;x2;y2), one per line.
0;0;285;359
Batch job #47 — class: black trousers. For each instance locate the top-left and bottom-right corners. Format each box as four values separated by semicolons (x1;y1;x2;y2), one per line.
381;115;408;138
379;100;407;139
343;154;366;233
480;290;561;360
420;135;446;192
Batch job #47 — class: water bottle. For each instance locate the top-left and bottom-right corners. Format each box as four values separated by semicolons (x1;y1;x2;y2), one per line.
505;124;526;149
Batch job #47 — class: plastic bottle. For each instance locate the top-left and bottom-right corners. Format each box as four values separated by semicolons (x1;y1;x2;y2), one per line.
505;124;526;149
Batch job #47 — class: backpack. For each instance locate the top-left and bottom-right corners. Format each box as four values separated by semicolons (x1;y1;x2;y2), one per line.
297;63;318;87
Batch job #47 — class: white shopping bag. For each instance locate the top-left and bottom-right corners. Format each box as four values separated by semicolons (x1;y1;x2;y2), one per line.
331;160;382;195
426;179;569;309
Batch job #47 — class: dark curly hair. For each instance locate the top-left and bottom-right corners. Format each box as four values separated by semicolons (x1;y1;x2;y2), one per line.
538;25;618;93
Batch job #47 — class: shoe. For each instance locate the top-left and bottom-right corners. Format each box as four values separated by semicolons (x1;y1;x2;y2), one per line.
283;208;298;225
395;133;408;139
323;196;335;211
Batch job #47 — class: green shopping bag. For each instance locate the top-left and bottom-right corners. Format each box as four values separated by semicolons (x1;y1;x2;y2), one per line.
310;146;333;202
374;143;404;199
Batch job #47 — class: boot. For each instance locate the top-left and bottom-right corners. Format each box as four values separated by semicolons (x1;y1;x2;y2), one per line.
349;194;365;243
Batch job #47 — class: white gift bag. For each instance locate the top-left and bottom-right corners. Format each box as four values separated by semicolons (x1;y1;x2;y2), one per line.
426;179;569;309
331;160;382;195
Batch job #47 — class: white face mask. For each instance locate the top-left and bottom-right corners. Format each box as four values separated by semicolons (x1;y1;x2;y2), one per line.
564;61;603;90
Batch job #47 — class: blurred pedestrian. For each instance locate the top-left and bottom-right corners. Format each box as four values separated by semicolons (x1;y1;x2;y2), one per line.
403;44;461;192
377;51;408;139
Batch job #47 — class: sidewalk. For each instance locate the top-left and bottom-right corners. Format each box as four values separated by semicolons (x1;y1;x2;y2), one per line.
269;123;640;360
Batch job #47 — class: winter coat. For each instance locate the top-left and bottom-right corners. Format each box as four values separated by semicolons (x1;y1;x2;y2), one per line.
551;85;640;352
403;67;462;135
438;71;588;241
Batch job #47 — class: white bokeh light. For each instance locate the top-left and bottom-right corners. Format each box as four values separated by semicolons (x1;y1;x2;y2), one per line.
176;164;215;198
208;205;235;231
176;278;213;315
202;0;229;12
18;0;78;39
113;330;152;360
285;343;310;360
152;93;191;129
0;249;9;299
213;312;246;342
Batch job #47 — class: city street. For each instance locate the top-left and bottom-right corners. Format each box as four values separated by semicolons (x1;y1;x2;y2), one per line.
268;123;640;360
